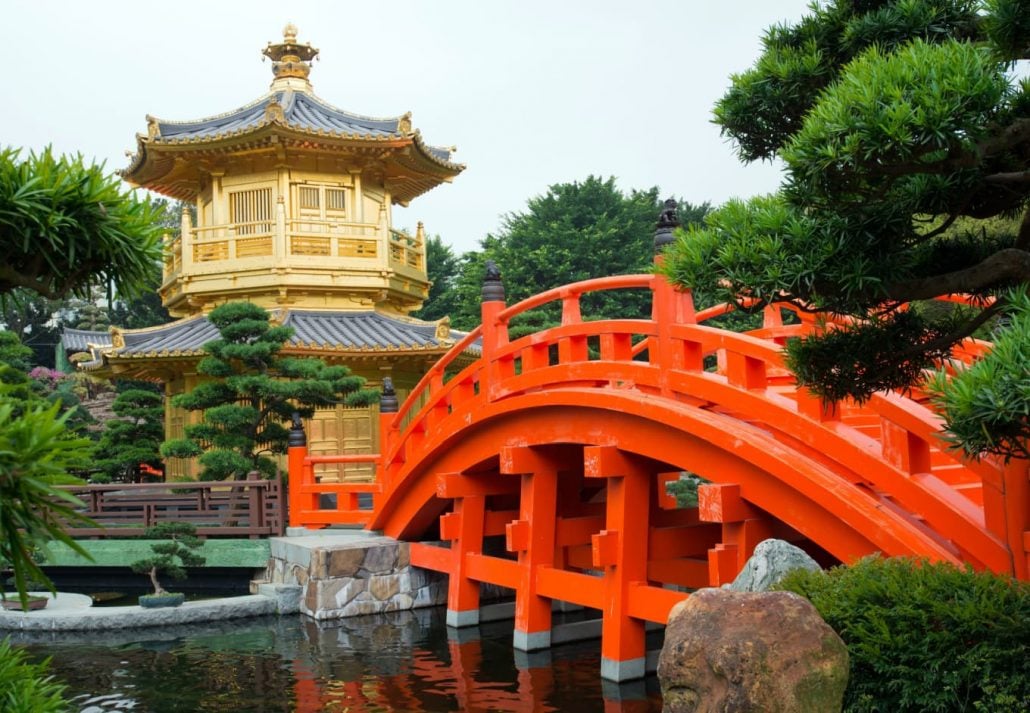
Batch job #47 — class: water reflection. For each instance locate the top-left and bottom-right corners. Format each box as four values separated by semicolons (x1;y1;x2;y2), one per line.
17;607;661;712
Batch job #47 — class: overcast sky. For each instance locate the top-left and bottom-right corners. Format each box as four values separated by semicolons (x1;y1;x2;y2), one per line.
3;0;813;254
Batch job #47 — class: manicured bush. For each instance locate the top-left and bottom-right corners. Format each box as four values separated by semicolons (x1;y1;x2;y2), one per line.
0;637;69;713
776;556;1029;712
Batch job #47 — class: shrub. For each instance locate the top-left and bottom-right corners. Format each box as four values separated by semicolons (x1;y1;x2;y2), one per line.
776;557;1029;712
0;637;69;713
131;522;206;595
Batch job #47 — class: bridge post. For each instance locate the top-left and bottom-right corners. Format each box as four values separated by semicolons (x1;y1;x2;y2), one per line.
287;411;316;529
584;445;650;681
481;260;509;400
501;446;560;651
651;199;698;388
443;492;486;627
377;378;399;488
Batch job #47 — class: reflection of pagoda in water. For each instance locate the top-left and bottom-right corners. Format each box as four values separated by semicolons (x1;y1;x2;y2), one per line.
64;25;468;479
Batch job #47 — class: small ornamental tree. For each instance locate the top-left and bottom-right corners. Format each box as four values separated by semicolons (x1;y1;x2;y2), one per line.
161;301;378;481
97;389;164;482
130;522;206;597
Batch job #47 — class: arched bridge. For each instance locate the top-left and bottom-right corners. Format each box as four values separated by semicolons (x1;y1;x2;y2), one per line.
287;267;1028;682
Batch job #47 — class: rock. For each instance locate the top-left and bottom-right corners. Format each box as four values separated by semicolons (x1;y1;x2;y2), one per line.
728;539;821;592
658;588;848;713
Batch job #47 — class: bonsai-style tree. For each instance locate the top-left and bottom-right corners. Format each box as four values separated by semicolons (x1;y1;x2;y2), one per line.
96;389;164;482
130;522;206;598
661;0;1029;460
161;301;379;480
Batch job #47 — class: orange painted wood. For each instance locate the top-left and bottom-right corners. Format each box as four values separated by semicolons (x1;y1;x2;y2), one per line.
647;558;709;589
514;463;559;636
535;567;604;610
626;583;688;624
437;472;520;498
698;483;762;523
599;465;650;665
409;542;452;573
465;552;520;590
448;494;485;616
708;543;738;587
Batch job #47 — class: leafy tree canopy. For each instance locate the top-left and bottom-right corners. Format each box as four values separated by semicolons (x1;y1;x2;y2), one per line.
413;234;463;323
0;147;164;301
161;302;378;480
447;176;709;332
661;0;1029;459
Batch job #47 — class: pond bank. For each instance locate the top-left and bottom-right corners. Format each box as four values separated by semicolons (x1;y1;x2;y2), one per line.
0;591;284;631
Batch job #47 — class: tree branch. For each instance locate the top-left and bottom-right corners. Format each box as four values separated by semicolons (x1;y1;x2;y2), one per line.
984;171;1030;185
882;248;1030;302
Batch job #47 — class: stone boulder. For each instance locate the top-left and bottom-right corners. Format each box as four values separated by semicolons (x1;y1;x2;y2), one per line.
658;588;848;713
728;538;821;592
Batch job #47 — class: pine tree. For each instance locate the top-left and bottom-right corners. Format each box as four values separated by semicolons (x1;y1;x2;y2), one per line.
97;389;164;481
161;302;378;480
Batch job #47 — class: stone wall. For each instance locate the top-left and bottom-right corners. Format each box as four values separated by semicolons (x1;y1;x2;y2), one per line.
265;534;448;620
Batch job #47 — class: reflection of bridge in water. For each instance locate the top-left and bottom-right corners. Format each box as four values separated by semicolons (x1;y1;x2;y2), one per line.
289;228;1028;683
291;610;661;712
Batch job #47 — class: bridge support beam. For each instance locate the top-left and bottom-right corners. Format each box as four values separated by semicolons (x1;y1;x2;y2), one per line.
585;446;650;681
443;491;486;628
502;446;559;651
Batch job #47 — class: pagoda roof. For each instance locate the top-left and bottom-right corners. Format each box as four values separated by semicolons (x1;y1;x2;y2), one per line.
122;28;464;203
64;310;475;370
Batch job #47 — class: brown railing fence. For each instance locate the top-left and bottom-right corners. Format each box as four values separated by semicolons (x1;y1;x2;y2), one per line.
56;478;284;538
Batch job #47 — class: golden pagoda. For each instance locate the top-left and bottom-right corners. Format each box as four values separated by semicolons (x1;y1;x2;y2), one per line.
65;25;468;480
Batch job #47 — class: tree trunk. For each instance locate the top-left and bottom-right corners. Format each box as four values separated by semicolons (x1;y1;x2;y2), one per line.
149;566;166;595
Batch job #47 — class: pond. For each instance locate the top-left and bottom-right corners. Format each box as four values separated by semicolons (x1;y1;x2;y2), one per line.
15;606;664;712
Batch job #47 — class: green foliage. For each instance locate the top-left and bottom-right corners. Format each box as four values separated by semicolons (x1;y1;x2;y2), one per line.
0;638;69;713
413;234;463;322
930;287;1030;460
97;389;164;481
0;392;94;609
0;331;32;372
776;557;1029;712
448;176;710;331
161;301;377;480
0;146;164;301
665;473;709;508
663;0;1030;456
130;522;206;595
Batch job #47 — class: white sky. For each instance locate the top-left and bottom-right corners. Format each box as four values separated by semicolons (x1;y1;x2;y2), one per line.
3;0;812;254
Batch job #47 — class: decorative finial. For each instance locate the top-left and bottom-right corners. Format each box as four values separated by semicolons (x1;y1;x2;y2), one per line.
654;198;680;252
481;260;505;303
379;377;399;414
288;411;307;447
263;24;319;85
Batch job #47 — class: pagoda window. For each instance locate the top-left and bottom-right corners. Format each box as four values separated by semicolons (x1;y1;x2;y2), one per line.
292;183;347;226
230;187;273;235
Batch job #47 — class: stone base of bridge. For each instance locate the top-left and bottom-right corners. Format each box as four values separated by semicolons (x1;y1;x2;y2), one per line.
264;532;449;620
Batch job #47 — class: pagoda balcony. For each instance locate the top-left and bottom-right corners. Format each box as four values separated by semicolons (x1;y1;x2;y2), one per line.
162;221;424;278
160;218;427;314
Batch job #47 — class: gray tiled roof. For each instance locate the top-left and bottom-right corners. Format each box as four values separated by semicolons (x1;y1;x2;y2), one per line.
62;328;112;352
153;91;455;164
157;91;399;141
61;311;465;360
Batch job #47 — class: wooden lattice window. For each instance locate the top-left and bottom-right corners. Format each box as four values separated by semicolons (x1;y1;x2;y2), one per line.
326;188;346;214
230;187;273;235
293;183;347;225
299;186;320;210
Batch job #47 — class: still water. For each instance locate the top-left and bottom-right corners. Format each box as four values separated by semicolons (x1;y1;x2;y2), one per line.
17;607;663;712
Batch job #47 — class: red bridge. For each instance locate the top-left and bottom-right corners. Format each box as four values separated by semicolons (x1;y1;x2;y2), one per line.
287;258;1028;682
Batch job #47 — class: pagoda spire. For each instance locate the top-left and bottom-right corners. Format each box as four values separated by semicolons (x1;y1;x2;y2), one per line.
263;24;319;90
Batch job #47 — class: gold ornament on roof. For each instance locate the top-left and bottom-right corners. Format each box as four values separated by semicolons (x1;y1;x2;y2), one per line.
263;23;319;81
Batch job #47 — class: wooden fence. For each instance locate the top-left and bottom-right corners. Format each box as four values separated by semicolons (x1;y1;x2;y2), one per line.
56;478;284;538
